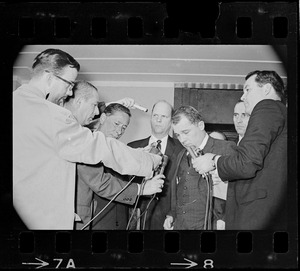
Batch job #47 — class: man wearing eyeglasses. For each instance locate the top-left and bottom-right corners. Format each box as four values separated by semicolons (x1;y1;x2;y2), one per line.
13;48;162;230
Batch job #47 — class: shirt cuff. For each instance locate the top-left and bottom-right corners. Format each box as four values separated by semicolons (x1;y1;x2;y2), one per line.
136;183;141;195
214;155;221;178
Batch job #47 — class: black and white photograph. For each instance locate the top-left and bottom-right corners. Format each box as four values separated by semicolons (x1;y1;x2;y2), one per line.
1;1;298;269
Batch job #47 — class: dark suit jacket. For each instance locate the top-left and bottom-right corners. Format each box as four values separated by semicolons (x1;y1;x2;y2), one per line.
169;136;236;229
218;100;287;230
75;163;138;230
128;136;184;229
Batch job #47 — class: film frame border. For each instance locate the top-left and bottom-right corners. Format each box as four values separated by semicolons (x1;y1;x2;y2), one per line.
0;1;298;269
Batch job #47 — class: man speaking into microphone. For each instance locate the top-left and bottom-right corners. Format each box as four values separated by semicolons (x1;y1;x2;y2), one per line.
163;106;236;230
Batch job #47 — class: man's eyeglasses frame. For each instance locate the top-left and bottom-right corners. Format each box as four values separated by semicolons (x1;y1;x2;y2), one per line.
45;70;75;90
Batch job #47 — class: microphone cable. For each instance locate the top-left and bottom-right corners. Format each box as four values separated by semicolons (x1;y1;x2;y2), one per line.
203;174;210;230
141;193;156;230
81;175;137;230
186;147;213;230
127;142;167;230
126;177;147;230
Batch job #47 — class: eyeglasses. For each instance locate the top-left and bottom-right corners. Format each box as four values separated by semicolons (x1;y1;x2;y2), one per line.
54;74;75;89
45;70;75;89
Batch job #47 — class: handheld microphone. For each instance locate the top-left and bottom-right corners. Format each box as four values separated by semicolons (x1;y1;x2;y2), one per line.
154;154;168;201
186;146;208;178
132;103;148;112
159;155;169;175
186;146;197;159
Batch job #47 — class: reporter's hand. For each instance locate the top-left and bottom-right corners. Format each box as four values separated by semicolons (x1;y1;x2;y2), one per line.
163;215;174;230
142;145;152;152
142;174;165;195
191;153;215;174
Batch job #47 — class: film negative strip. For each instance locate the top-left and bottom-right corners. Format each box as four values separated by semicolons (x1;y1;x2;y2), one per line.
0;1;298;269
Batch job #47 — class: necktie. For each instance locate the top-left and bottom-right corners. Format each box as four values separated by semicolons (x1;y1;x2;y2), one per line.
195;148;204;156
156;140;162;151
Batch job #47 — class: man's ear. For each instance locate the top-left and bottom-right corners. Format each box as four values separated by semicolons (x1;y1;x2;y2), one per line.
44;71;53;87
263;83;272;96
99;113;107;125
197;120;205;130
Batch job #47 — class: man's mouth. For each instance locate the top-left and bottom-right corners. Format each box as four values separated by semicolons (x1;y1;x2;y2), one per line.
58;96;67;107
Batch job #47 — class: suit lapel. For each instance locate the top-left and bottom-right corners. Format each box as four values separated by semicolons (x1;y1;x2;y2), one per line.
202;136;214;153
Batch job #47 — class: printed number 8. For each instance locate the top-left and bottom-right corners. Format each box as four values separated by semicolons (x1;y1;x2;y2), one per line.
203;259;214;269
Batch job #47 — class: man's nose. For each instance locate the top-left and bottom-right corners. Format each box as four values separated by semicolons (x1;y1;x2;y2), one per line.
66;88;73;96
156;116;162;122
180;135;187;145
241;93;246;101
95;106;100;116
116;126;123;135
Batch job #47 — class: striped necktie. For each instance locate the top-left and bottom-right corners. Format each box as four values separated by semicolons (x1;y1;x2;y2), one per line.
156;140;162;151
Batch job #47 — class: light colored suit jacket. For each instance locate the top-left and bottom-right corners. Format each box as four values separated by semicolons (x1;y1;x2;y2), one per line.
13;84;160;229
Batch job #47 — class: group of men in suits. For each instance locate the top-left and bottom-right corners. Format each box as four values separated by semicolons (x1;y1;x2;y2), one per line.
192;70;287;230
63;82;165;230
68;70;287;231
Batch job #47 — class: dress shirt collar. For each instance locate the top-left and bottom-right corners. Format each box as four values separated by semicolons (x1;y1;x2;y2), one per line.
198;132;209;151
237;135;243;145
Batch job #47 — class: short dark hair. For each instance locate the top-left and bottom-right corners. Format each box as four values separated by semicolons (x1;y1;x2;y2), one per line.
103;103;131;118
245;70;285;102
172;105;204;125
32;48;80;76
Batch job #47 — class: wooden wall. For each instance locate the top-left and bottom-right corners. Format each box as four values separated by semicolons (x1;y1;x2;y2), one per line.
174;87;243;141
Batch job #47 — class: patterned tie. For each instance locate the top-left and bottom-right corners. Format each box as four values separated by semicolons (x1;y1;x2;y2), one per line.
156;140;162;151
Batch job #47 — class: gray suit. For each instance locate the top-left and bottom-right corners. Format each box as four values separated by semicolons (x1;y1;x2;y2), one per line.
75;162;138;230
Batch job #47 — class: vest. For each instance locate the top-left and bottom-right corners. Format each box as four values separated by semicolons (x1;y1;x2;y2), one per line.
174;152;208;230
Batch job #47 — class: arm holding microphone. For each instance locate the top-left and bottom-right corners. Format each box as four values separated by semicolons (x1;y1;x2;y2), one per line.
191;153;218;175
186;146;210;179
140;142;168;195
108;97;149;113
